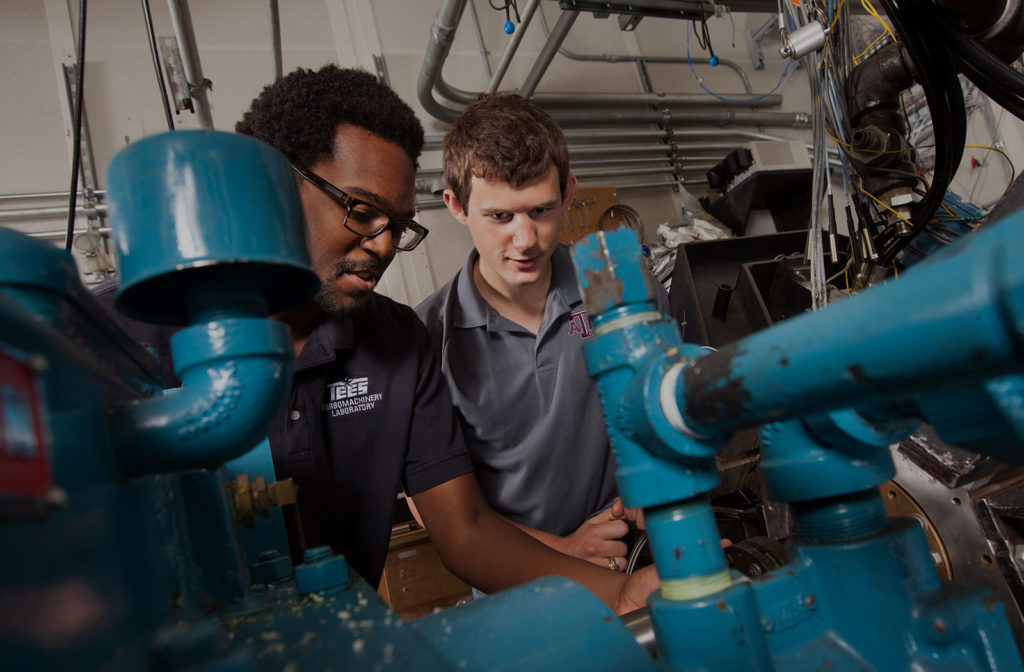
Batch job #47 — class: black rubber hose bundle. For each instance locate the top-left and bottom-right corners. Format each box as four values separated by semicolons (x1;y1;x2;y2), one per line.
877;0;967;266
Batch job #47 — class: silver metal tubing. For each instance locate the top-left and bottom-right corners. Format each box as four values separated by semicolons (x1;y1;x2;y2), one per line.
25;226;112;240
549;108;812;127
569;142;771;158
621;608;658;660
425;126;787;151
166;0;213;128
609;179;686;190
570;157;679;167
0;204;108;222
520;10;579;98
564;129;787;143
537;7;753;94
467;0;494;80
268;0;282;80
533;92;782;107
0;190;107;202
417;3;789;125
416;0;470;122
572;165;714;179
487;0;541;93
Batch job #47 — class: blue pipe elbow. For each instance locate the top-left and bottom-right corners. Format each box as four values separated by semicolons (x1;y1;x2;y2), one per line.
115;318;292;474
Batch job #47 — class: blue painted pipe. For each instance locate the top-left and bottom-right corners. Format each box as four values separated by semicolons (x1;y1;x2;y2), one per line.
674;214;1024;437
114;317;292;474
104;131;318;475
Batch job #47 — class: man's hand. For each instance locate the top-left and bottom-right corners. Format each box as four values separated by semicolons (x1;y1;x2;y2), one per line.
613;564;659;615
557;506;630;569
608;496;644;530
413;475;661;616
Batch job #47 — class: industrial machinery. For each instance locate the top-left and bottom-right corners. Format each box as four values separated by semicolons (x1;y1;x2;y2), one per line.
2;128;1024;670
5;0;1024;669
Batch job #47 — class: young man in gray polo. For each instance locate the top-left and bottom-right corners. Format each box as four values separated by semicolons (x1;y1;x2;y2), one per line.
416;93;669;570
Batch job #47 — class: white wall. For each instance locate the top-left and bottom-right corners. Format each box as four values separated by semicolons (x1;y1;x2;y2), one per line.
2;0;1020;304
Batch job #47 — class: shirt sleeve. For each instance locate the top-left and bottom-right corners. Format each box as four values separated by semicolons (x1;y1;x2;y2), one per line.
402;312;475;495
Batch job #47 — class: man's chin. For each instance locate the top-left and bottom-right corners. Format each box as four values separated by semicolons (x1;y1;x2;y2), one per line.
316;286;371;319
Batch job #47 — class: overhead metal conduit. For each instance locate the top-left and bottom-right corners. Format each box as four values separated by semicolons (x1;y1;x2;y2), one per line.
418;0;810;127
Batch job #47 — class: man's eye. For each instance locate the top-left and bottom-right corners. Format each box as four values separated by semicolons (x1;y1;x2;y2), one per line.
349;204;382;225
532;207;553;217
487;212;512;222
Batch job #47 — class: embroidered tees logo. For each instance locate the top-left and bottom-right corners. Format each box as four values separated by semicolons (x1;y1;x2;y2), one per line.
324;377;383;417
568;309;593;339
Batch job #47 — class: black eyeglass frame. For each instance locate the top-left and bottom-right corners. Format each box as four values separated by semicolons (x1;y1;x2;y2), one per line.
291;164;428;251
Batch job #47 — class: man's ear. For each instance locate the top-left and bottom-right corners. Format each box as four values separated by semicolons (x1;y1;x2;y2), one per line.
561;175;578;208
443;189;469;226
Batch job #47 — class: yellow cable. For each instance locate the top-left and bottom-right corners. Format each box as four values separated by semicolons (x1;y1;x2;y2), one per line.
965;144;1017;194
859;181;915;230
818;0;847;71
853;32;888;65
860;0;897;42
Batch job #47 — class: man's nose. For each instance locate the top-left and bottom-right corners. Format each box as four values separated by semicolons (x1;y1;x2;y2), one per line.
360;226;393;257
511;216;537;250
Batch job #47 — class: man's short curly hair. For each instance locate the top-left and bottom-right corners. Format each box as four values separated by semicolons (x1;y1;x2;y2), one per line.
236;64;424;170
443;93;568;208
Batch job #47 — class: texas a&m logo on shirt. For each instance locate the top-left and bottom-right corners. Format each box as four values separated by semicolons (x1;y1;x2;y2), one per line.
324;376;383;417
568;308;593;339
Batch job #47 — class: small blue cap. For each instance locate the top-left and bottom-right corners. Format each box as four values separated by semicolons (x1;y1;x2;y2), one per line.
504;21;515;34
709;55;719;66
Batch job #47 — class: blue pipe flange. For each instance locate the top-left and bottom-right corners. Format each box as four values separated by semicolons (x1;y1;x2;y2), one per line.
106;130;319;325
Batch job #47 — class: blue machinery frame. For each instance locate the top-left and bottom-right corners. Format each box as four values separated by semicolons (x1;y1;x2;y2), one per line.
1;130;1022;669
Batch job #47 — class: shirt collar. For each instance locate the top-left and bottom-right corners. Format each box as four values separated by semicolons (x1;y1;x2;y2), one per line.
452;249;489;329
451;245;584;331
292;312;355;372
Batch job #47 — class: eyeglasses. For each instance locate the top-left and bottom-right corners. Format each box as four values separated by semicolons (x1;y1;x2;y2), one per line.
291;165;428;252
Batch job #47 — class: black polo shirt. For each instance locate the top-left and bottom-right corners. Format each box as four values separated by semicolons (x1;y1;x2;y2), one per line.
268;292;474;587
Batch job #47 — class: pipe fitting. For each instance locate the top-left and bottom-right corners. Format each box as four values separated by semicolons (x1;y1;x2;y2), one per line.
115;318;292;474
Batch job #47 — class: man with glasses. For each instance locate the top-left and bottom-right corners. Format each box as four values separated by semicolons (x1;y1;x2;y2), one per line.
230;65;655;614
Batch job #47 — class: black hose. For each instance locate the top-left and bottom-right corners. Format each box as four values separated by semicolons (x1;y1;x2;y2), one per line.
935;12;1024;96
63;0;88;253
141;0;175;131
877;0;966;266
951;51;1024;119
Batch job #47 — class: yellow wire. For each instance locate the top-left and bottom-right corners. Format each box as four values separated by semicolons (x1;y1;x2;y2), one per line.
818;0;847;71
824;126;855;149
965;144;1017;193
859;181;916;230
860;0;897;42
892;262;899;279
853;32;888;65
851;0;897;65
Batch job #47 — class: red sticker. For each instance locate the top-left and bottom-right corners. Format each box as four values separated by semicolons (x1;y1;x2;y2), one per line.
0;350;51;499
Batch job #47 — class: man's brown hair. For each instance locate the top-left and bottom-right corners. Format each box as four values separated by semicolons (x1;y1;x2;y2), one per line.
443;94;569;208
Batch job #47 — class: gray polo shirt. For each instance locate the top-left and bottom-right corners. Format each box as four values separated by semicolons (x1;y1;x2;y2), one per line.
416;245;669;536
